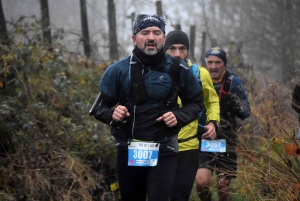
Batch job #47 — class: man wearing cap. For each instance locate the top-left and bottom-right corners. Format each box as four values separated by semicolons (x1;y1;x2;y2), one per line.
165;30;220;201
195;47;251;201
90;14;203;201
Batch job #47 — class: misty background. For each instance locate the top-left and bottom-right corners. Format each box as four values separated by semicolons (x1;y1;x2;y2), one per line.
3;0;300;85
1;1;300;200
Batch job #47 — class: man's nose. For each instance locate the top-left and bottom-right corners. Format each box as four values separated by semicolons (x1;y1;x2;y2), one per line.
210;62;218;68
148;32;155;39
174;49;181;57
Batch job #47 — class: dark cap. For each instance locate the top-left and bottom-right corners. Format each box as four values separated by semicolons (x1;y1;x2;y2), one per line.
133;14;166;35
205;47;227;66
164;30;189;51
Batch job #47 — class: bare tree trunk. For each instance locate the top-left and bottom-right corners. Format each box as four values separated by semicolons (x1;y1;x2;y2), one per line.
211;38;217;47
189;25;196;62
281;0;294;82
200;32;206;67
156;1;162;17
201;1;215;48
0;0;7;41
107;0;118;61
127;12;135;33
40;0;51;44
80;0;91;58
175;24;181;30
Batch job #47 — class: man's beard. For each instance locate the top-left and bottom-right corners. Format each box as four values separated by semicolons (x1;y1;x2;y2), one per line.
141;41;161;55
144;49;158;55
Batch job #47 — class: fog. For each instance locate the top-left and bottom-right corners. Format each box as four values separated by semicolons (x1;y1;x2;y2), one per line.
3;0;300;83
2;0;206;60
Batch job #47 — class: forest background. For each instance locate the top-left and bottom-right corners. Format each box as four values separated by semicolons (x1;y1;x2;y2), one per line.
0;0;299;200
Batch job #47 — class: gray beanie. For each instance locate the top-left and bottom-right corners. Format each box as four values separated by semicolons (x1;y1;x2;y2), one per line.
164;30;189;51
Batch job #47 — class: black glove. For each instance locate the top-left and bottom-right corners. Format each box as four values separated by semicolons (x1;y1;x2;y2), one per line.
220;94;244;115
229;94;244;115
220;94;231;114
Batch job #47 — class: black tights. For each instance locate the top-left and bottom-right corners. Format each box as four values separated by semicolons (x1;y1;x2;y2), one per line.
117;146;178;201
170;149;199;201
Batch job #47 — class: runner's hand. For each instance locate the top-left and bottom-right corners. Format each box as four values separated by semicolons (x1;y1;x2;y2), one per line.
201;123;216;140
156;112;177;127
112;105;130;122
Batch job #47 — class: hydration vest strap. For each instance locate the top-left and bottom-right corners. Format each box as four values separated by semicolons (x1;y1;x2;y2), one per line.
219;75;234;101
219;74;234;116
168;57;181;84
129;55;148;105
162;57;181;107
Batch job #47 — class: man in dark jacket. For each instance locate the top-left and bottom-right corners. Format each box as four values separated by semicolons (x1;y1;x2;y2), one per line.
195;47;250;201
90;14;203;201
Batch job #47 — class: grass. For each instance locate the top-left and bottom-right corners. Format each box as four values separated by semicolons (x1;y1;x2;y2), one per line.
189;171;253;201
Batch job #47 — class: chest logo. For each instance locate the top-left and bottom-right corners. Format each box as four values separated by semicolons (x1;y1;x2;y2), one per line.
158;76;164;80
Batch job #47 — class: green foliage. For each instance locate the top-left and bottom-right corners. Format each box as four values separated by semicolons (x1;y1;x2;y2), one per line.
0;16;116;201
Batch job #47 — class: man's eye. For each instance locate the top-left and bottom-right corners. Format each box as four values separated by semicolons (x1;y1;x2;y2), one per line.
179;47;187;51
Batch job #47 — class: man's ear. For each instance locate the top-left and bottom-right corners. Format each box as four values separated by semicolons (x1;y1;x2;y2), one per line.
132;35;137;46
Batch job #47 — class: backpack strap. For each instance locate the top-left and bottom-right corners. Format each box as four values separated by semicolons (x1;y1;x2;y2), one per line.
168;57;181;84
128;55;148;105
163;57;184;107
219;74;234;116
189;62;201;83
219;74;234;101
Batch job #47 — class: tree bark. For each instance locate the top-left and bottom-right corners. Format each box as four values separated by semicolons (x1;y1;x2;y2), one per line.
175;24;181;30
80;0;91;58
156;1;163;17
107;0;118;61
281;0;294;82
189;25;196;62
200;32;206;67
0;0;8;41
127;12;135;33
40;0;51;44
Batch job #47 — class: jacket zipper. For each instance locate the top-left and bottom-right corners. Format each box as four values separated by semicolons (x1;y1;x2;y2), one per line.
131;105;136;139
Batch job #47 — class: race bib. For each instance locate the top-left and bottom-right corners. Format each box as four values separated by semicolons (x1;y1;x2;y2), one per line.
200;139;226;153
128;141;160;166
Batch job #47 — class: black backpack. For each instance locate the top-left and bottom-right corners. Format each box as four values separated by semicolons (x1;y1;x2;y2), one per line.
128;55;183;107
